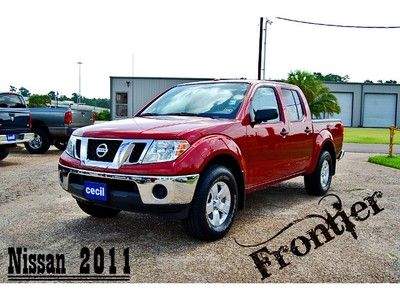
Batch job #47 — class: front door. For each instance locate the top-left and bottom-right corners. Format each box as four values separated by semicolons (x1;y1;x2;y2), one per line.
243;86;290;189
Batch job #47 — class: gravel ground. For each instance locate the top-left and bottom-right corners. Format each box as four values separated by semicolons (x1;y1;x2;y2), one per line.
0;147;399;283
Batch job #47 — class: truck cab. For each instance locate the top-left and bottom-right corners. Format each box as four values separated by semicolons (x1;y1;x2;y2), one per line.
0;92;34;160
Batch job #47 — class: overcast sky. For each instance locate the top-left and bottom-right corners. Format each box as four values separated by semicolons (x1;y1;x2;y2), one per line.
1;0;400;98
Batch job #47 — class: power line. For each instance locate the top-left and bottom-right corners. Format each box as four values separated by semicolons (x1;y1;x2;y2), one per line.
276;17;400;29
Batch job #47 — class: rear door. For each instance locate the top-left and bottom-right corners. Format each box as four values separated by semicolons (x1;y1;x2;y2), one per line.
281;88;314;173
0;93;30;134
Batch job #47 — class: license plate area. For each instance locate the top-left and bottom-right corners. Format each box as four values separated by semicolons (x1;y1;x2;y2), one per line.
83;181;108;202
6;134;16;142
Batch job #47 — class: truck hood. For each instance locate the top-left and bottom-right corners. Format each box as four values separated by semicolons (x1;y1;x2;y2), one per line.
74;116;236;143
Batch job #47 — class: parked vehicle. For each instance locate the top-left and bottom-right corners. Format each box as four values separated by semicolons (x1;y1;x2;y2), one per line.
25;106;95;154
0;93;34;160
58;80;344;240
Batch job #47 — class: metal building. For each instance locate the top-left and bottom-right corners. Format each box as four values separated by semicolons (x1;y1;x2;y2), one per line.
110;76;400;128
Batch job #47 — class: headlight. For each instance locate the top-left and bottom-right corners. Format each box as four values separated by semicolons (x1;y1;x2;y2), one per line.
142;140;190;163
66;135;77;158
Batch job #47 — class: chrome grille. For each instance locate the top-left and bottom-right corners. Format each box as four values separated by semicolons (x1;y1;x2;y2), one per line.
87;139;122;162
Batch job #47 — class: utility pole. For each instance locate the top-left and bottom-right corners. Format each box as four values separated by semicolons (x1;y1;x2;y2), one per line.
262;18;273;80
257;17;264;80
77;61;83;104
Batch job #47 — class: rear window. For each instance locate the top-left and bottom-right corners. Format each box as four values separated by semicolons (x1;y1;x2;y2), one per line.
282;89;304;121
0;93;25;108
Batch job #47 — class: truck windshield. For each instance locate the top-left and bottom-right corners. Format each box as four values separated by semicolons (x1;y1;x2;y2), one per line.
0;93;25;108
140;83;249;119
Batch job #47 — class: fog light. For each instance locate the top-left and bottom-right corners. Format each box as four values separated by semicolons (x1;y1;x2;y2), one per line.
152;184;168;200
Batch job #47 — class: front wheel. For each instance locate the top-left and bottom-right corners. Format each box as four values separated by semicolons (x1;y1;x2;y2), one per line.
184;165;238;241
76;199;121;218
304;150;333;196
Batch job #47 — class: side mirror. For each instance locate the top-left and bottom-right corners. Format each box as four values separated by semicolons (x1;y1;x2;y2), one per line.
251;108;278;126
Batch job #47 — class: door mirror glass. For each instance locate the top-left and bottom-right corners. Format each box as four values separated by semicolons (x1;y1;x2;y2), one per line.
252;108;279;125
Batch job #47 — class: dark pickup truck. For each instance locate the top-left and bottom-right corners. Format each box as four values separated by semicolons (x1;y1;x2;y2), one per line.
0;93;33;160
25;106;95;154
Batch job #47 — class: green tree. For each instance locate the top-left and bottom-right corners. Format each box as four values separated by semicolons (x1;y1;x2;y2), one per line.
9;85;17;92
385;80;397;84
48;91;56;100
364;80;373;83
313;72;349;82
18;87;31;97
71;93;79;103
28;94;51;108
286;70;341;118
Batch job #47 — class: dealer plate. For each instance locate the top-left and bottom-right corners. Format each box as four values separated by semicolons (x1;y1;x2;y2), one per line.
6;134;16;142
83;181;108;202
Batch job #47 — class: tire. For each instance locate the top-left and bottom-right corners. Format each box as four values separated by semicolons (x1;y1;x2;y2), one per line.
76;199;121;218
24;128;51;154
0;147;9;161
304;150;333;196
54;140;67;151
184;165;238;241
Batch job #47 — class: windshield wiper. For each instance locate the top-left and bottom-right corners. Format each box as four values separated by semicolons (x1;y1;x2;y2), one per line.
140;113;161;116
164;112;215;118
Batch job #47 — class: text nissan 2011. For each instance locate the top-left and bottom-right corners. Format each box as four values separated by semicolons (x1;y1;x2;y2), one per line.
58;80;344;241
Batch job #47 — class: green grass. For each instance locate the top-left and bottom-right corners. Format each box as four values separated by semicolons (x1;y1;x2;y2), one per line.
368;155;400;170
344;128;400;145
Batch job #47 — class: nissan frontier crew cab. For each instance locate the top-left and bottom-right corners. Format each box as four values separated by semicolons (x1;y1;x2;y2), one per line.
59;80;344;241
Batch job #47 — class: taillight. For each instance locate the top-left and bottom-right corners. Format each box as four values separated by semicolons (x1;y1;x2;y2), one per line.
64;110;72;125
28;112;32;128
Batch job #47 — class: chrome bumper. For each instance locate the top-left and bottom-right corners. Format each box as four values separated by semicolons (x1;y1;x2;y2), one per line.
0;132;34;145
58;164;199;205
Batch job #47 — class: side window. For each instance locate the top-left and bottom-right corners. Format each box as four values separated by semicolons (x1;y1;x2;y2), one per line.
0;93;25;108
251;87;280;123
282;89;304;121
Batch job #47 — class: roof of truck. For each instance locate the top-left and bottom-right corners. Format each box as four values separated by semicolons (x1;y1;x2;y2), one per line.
177;79;299;89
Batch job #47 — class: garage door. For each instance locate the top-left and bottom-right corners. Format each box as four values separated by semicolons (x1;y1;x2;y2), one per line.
331;93;353;126
363;94;397;127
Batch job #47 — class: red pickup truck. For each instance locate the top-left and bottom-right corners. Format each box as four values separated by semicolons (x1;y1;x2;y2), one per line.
59;80;344;240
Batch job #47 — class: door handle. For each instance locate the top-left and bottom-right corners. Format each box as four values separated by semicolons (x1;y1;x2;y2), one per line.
280;128;289;136
304;127;312;134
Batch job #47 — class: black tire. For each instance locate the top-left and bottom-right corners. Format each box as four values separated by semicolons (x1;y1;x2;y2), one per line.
54;140;67;151
76;199;121;218
24;127;51;154
304;151;333;196
0;147;9;161
184;165;238;241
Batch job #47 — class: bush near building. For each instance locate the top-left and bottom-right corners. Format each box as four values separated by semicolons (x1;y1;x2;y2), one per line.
95;109;111;121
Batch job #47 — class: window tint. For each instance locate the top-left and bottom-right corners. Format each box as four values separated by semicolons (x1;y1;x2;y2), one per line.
0;93;25;108
282;89;304;121
251;87;280;123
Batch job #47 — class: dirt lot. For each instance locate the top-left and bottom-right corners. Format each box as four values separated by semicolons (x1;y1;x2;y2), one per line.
0;146;399;283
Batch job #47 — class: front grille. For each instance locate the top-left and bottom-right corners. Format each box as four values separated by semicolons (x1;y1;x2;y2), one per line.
87;139;122;162
128;143;147;163
75;139;81;158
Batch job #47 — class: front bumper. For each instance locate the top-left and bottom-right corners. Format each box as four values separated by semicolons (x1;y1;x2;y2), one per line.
58;164;199;216
0;132;34;145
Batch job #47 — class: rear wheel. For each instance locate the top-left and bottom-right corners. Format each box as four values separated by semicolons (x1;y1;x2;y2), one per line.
76;199;121;218
24;128;51;154
0;147;9;161
304;150;333;196
184;165;238;241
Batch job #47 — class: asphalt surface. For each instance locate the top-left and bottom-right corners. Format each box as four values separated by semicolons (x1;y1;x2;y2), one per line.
344;143;400;154
0;147;399;283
